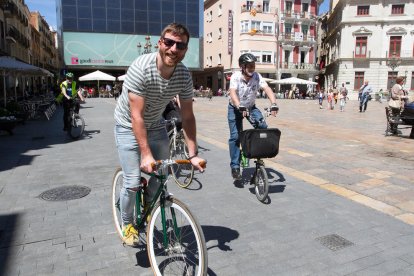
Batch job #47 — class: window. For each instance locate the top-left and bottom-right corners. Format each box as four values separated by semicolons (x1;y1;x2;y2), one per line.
246;1;254;11
262;22;273;34
391;4;404;15
284;50;290;63
302;25;309;37
241;21;249;33
218;53;221;65
251;20;261;31
286;1;292;14
389;36;401;57
302;3;309;12
355;37;367;58
218;4;222;16
218;28;222;39
262;52;272;63
285;23;292;37
263;1;270;13
357;6;369;15
354;72;364;89
387;72;398;90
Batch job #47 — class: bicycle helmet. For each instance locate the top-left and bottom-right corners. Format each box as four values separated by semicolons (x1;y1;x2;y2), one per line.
66;72;74;78
238;53;256;66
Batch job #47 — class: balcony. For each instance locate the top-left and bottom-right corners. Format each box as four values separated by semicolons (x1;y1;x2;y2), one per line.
279;62;318;72
241;5;263;14
280;10;317;23
353;50;371;59
278;33;316;46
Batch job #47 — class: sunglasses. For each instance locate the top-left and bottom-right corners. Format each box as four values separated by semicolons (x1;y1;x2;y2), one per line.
162;37;188;50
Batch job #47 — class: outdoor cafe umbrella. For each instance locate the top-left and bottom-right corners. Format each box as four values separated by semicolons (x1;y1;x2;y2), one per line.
270;77;317;85
78;70;116;89
0;56;53;107
117;74;126;81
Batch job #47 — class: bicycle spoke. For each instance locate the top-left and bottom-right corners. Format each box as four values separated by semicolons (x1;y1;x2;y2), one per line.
147;199;207;276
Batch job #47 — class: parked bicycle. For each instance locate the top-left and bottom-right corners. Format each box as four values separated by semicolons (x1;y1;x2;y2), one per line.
67;99;85;139
166;118;194;188
111;159;208;275
238;107;281;202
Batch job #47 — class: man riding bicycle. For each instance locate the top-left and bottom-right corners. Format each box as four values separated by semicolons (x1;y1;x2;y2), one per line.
228;53;279;180
59;72;85;131
114;23;205;246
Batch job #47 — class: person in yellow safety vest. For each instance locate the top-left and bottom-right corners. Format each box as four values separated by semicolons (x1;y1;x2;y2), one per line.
60;72;85;131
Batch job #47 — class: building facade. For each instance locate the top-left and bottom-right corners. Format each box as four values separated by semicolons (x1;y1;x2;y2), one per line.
56;0;202;78
196;0;321;94
320;0;414;99
0;0;59;100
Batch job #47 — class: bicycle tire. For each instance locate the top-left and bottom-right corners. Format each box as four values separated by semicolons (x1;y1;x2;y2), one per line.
111;168;125;241
169;136;194;188
147;197;208;276
68;114;85;139
254;164;269;202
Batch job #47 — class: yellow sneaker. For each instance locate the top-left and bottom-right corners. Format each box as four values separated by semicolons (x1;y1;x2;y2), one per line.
122;223;139;246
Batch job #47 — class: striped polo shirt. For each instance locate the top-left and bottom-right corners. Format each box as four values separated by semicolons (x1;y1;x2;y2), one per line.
114;52;193;130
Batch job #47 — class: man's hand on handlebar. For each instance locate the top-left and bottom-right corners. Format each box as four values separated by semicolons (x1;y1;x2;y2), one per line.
189;156;206;173
237;105;248;118
270;103;279;117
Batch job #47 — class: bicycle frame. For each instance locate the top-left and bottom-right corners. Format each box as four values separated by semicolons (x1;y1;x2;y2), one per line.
132;160;188;248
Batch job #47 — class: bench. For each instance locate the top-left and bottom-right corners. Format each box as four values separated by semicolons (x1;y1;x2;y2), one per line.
385;106;414;138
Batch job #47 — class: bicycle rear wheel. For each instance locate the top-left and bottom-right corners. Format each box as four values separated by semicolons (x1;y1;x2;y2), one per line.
68;114;85;139
169;134;194;188
147;197;207;276
254;164;269;202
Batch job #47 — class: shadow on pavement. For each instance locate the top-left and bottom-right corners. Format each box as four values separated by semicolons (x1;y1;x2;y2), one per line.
0;213;19;276
0;107;100;173
203;225;239;252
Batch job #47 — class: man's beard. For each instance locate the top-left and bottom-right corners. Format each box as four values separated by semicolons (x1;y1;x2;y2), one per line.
160;51;183;67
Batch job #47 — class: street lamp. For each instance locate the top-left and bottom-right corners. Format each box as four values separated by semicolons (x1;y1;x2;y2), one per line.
386;52;401;71
137;36;158;55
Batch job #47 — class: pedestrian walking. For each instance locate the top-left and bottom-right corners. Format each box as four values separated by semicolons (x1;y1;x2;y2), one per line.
359;80;372;112
339;83;348;112
327;89;334;110
318;89;324;109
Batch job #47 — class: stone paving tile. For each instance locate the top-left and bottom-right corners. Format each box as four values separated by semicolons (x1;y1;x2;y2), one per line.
1;98;414;275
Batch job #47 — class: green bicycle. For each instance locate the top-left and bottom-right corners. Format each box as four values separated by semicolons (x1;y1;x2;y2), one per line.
111;159;208;276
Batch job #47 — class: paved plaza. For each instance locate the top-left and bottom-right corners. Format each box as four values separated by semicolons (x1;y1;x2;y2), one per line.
1;96;414;275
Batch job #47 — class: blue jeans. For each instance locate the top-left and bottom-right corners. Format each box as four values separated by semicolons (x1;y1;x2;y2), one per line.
227;104;267;169
114;125;169;225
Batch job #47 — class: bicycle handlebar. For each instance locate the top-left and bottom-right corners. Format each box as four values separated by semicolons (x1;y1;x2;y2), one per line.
151;159;207;170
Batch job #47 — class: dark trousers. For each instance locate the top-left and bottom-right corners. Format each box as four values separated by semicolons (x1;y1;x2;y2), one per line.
63;98;80;129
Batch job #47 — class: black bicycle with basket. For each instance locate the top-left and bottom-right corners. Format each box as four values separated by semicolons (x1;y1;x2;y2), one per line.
238;107;281;202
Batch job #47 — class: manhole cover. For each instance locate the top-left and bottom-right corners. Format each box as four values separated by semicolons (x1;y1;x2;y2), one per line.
316;234;354;251
39;185;91;201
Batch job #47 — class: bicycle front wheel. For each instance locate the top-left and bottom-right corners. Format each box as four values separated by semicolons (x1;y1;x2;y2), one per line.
169;135;194;188
68;114;85;139
111;168;124;241
147;198;207;276
254;164;269;202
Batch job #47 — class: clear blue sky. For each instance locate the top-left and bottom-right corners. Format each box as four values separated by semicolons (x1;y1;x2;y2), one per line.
24;0;329;30
319;0;329;14
25;0;57;30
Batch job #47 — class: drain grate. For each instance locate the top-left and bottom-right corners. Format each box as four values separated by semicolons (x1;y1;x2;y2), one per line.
316;234;354;251
39;185;91;201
